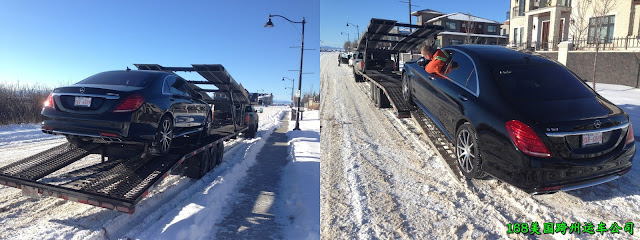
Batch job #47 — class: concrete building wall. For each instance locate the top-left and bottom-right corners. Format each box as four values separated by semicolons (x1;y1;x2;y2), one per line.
539;51;640;88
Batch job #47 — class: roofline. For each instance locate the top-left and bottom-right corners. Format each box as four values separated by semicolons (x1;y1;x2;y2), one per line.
426;12;501;24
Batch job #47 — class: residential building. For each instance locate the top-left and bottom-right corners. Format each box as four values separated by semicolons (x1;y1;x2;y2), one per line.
508;0;640;50
412;9;507;47
501;20;510;37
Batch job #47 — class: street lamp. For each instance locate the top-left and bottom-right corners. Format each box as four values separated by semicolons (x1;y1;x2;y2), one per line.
346;22;360;41
265;14;306;131
282;77;295;104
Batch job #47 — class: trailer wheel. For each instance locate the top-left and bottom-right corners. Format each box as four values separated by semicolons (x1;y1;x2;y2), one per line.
208;143;219;169
186;147;211;179
215;141;224;166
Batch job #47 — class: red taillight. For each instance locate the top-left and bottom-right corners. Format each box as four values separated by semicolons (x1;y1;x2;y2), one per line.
43;93;54;108
100;132;118;137
505;120;552;158
359;61;364;69
245;115;250;123
113;94;145;113
626;122;635;145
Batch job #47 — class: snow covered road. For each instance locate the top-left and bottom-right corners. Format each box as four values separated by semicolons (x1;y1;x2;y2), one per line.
320;52;640;239
0;106;288;239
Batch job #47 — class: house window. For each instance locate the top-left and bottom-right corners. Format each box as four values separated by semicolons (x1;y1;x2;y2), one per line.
488;25;497;33
514;28;518;45
417;15;422;24
587;15;615;44
519;27;524;44
450;39;464;45
446;21;457;30
478;24;483;30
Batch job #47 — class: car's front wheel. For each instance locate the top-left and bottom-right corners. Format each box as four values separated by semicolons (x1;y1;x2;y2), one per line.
151;115;173;156
402;73;413;105
455;123;486;178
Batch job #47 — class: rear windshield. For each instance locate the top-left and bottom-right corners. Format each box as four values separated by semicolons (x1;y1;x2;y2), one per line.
495;63;593;101
77;71;158;87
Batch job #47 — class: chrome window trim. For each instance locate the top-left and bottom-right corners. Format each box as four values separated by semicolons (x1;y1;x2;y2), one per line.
53;93;119;100
546;123;629;137
440;48;480;97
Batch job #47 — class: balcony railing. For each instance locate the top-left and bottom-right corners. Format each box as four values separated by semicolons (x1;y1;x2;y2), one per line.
512;6;524;18
531;0;571;10
504;36;640;51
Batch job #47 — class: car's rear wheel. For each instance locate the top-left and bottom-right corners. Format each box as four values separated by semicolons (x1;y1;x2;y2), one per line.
402;73;413;105
455;123;486;179
151;115;173;156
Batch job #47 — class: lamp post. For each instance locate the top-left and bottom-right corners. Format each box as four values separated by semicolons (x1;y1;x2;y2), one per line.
282;77;295;104
346;22;360;41
265;14;305;131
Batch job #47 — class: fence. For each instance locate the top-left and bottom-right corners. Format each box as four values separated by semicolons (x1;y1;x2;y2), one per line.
505;36;640;51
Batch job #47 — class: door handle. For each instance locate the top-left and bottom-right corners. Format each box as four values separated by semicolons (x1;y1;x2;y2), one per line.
428;76;435;81
170;98;175;101
458;94;468;101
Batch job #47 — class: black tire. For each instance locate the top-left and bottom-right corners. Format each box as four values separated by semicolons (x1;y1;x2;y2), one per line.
402;73;413;105
208;144;219;169
455;123;486;179
66;135;89;148
353;68;362;82
244;120;257;138
186;148;210;179
215;141;224;166
199;113;212;143
150;115;173;156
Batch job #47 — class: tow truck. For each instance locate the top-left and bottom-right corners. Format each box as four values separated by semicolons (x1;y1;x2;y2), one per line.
0;64;257;214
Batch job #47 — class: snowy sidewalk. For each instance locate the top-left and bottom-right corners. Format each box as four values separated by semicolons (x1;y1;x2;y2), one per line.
214;113;291;239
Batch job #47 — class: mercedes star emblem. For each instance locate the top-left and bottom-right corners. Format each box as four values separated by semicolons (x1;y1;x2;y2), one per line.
80;87;85;93
594;120;602;129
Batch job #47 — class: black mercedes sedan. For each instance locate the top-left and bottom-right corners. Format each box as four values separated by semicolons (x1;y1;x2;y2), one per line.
41;70;210;155
402;45;635;194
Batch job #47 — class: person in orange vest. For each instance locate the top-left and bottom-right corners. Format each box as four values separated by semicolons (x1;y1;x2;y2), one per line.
421;45;458;78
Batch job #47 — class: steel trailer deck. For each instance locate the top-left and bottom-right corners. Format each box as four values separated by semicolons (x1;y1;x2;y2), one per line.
0;128;247;214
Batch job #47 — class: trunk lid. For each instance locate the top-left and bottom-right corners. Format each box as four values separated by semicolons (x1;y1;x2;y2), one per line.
52;85;143;114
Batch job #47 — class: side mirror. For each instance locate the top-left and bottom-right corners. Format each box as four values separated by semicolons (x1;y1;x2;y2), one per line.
417;57;428;67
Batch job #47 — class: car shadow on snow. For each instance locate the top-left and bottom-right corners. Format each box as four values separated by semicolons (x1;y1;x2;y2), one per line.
564;159;640;202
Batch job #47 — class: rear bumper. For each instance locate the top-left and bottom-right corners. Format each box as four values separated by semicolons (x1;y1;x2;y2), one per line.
521;144;635;194
41;116;156;143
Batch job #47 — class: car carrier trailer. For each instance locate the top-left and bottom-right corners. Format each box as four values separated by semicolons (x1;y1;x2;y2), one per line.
351;19;464;179
0;64;255;214
353;18;443;118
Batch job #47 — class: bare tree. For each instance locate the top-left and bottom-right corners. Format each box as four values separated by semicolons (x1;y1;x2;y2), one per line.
343;41;351;52
464;13;477;44
569;0;592;49
591;0;616;90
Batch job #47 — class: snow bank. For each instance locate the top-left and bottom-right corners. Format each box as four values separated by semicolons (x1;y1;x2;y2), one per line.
126;107;287;239
278;110;321;240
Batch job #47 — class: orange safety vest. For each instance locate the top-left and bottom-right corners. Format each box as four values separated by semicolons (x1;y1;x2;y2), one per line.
425;49;452;76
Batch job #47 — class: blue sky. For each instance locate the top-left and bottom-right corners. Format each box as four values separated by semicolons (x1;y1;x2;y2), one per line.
0;0;319;102
321;0;510;48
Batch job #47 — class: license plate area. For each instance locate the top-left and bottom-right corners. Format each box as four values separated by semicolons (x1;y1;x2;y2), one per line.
74;96;92;107
582;132;603;147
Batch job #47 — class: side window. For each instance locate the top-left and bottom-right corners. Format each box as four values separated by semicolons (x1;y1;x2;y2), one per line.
164;76;177;95
443;50;478;94
169;78;187;96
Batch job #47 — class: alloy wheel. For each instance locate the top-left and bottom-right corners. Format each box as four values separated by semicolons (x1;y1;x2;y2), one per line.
456;129;475;173
160;118;172;152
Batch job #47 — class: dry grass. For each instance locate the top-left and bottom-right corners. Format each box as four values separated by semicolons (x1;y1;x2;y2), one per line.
0;83;53;125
